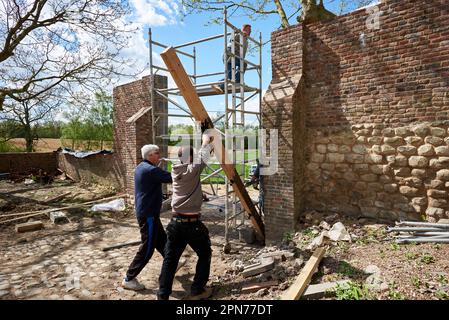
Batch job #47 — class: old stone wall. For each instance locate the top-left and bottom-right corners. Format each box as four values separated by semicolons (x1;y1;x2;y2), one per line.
0;152;57;174
57;152;124;190
262;0;449;240
305;121;449;222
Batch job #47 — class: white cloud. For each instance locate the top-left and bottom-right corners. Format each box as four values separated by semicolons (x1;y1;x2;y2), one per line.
129;0;179;26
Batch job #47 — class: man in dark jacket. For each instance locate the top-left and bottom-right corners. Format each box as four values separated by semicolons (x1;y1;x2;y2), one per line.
122;144;172;291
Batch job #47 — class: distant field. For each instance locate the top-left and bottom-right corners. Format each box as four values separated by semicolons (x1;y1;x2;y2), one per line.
6;138;113;152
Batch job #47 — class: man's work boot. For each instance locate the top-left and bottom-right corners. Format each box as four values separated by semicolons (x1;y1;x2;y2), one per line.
122;278;145;291
189;287;213;300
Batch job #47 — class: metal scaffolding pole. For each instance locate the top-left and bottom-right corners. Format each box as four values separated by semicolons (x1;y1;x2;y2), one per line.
148;9;262;251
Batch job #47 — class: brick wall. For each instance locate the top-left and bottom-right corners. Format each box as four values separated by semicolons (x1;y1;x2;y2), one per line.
262;0;449;241
0;152;57;174
262;26;305;241
57;153;124;189
113;75;168;194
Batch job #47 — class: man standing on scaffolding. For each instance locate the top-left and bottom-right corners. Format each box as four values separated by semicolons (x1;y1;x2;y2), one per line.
217;24;252;92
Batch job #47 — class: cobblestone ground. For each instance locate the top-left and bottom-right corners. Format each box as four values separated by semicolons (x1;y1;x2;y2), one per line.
0;186;254;301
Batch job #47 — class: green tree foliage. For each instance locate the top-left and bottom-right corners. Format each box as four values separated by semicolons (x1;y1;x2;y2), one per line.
62;91;113;150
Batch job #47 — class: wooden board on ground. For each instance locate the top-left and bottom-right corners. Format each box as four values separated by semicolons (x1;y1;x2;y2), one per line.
102;240;141;252
160;46;265;241
242;280;279;293
281;247;326;300
15;221;44;233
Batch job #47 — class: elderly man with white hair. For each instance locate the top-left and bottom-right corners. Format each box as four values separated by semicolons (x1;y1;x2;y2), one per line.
122;144;172;291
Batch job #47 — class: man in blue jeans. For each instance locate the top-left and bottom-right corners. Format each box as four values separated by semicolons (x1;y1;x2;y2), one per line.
157;134;214;300
121;144;172;291
216;24;251;92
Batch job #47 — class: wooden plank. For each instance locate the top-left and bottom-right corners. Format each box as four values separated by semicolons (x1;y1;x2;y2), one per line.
40;191;71;204
102;240;141;252
242;280;279;293
160;47;265;241
281;247;326;300
0;194;127;224
15;221;44;233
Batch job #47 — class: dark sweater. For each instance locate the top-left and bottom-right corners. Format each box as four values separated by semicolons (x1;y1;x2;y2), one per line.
134;160;172;218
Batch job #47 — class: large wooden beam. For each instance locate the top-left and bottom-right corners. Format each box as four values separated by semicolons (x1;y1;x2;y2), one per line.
281;247;326;300
160;47;265;241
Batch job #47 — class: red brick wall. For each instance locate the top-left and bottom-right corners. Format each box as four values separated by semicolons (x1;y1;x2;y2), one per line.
0;152;57;174
113;75;168;194
262;25;305;241
305;0;448;128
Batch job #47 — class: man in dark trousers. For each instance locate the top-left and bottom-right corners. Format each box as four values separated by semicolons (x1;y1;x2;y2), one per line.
122;144;172;291
157;134;213;300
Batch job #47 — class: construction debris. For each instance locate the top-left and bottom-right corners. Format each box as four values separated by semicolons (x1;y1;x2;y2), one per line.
307;222;352;250
302;280;350;299
259;250;295;262
387;220;449;243
241;280;279;294
242;257;275;278
40;192;71;204
328;222;351;241
49;211;69;224
281;247;326;300
15;221;44;233
0;194;126;224
90;198;125;212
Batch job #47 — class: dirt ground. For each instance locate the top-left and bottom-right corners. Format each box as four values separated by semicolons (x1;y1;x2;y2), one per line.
0;179;448;300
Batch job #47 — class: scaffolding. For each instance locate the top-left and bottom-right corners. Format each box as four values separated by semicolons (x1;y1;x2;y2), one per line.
149;9;263;247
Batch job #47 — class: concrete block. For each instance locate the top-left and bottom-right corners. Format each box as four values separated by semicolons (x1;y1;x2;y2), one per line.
49;211;69;224
242;257;275;278
302;280;351;299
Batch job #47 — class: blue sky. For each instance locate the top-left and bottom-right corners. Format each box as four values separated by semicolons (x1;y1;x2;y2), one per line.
119;0;378;125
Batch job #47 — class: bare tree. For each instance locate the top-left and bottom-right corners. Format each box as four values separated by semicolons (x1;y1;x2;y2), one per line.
181;0;375;28
0;89;62;151
0;0;135;111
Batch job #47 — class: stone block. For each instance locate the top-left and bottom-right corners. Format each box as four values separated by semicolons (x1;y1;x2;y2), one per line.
409;156;429;168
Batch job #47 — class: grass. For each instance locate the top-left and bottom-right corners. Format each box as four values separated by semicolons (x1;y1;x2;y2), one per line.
390;243;400;251
282;231;294;243
0;140;26;152
435;290;449;300
302;228;316;238
411;277;421;288
333;281;373;300
420;253;435;264
388;282;405;300
405;252;418;260
438;274;448;285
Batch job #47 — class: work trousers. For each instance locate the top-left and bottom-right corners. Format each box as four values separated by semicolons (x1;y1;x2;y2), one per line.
158;219;212;299
126;216;166;281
